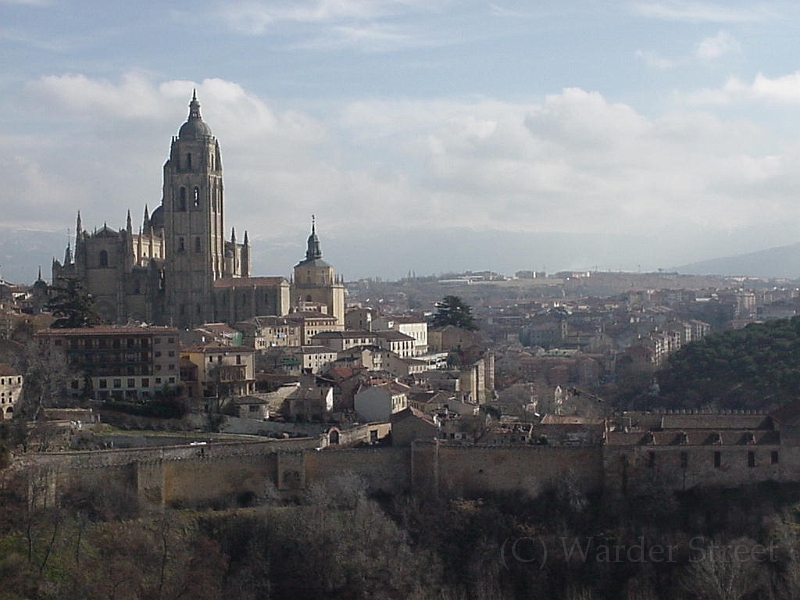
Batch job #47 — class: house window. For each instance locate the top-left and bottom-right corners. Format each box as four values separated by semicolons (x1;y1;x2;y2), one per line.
99;380;107;389
714;451;721;468
127;378;135;388
113;379;121;389
142;378;150;388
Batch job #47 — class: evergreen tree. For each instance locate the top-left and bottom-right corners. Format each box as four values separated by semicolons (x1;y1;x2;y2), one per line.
46;277;103;329
431;295;478;330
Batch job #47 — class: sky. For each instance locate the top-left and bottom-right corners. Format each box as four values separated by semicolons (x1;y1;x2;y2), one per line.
3;0;800;283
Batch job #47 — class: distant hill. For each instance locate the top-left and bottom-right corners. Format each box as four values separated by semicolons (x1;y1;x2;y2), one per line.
676;243;800;279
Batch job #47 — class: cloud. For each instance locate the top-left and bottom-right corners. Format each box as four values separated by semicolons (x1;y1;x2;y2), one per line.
695;30;740;59
631;1;771;23
488;3;533;18
635;49;678;69
8;73;800;277
218;0;436;34
294;23;432;52
688;71;800;104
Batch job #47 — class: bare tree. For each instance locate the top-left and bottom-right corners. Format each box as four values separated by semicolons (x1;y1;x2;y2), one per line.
680;537;765;600
16;339;76;423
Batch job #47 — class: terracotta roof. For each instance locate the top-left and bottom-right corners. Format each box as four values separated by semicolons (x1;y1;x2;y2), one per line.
541;415;603;425
213;277;287;288
770;401;800;426
36;326;178;336
391;406;437;425
661;414;771;431
312;330;374;339
605;429;780;446
376;330;415;341
286;312;338;321
183;343;254;353
0;363;20;376
294;346;337;355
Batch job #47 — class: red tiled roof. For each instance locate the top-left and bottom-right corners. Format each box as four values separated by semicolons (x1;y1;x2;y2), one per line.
213;277;287;288
36;326;178;336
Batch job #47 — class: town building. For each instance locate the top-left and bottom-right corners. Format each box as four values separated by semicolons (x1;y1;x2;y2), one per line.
35;326;180;400
181;344;256;398
0;363;22;419
354;382;410;422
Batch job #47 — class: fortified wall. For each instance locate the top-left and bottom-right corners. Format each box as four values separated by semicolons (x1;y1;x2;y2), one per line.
20;407;800;509
14;438;605;509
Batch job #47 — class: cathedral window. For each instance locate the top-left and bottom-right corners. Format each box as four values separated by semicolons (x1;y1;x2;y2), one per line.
179;188;187;211
193;187;200;207
179;237;185;252
195;237;201;253
186;153;192;170
99;250;109;268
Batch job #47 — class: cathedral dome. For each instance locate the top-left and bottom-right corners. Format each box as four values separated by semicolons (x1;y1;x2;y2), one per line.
149;205;164;230
179;118;212;140
178;91;213;140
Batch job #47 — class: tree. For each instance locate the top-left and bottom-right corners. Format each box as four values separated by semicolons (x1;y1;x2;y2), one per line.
46;277;103;329
16;339;76;425
432;295;478;331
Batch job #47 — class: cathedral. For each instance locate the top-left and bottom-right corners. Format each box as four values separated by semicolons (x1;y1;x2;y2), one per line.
52;93;345;329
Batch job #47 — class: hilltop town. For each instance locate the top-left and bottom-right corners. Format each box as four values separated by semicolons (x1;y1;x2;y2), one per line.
5;97;800;599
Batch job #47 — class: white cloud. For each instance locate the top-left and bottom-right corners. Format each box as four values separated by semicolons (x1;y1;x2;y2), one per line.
218;0;436;34
294;23;431;52
631;1;772;23
695;30;740;59
688;72;800;104
8;73;800;276
488;3;533;18
635;49;678;69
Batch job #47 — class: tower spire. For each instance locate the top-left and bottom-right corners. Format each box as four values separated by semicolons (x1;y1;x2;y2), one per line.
305;215;322;261
188;89;202;121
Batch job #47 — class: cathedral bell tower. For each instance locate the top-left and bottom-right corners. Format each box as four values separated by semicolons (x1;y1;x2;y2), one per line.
292;217;345;325
163;91;225;328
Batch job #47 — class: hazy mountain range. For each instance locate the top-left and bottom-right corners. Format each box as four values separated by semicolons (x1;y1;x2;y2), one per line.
2;225;800;285
674;243;800;280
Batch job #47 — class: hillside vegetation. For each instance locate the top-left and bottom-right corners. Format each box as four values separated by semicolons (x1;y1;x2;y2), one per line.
657;316;800;410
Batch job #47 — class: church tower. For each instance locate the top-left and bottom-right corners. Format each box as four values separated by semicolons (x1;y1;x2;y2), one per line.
163;92;225;328
292;217;345;325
